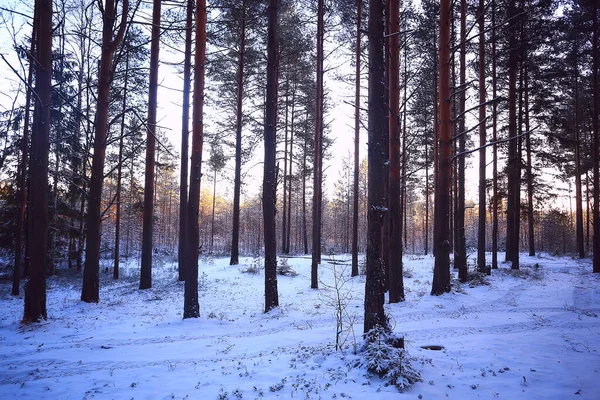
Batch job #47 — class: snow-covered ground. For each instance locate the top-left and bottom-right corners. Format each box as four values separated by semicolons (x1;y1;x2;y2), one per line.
0;252;598;399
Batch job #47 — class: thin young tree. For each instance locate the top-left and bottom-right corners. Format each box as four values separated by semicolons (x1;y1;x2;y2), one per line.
229;0;247;265
179;0;193;279
140;0;162;290
477;0;487;274
455;0;467;282
311;0;325;289
431;0;452;295
364;0;387;333
81;0;128;303
351;0;362;277
184;0;207;319
263;0;279;312
491;0;499;269
592;1;599;274
24;0;51;322
505;0;520;270
113;48;130;280
388;0;404;303
13;5;37;296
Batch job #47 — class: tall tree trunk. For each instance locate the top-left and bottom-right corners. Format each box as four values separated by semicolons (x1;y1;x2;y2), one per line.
311;0;324;289
491;0;498;269
477;0;487;274
573;38;585;259
286;90;295;254
388;0;403;303
114;51;129;280
81;0;128;303
431;0;452;295
456;0;467;281
184;0;207;318
525;52;534;257
210;169;217;253
282;79;289;254
592;2;599;274
263;0;280;311
432;32;439;257
13;6;37;296
401;30;408;253
302;134;309;255
140;0;161;290
364;0;387;333
179;0;193;277
505;0;520;269
425;121;429;255
352;0;362;277
24;0;51;322
230;0;246;265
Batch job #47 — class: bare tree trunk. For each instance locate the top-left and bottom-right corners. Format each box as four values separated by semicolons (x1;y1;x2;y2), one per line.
573;39;585;259
184;0;207;318
456;0;467;281
491;0;499;269
505;0;520;269
140;0;161;290
230;0;246;265
525;52;534;257
282;79;289;254
364;0;387;333
263;0;280;311
592;2;599;273
24;0;51;322
477;0;487;274
432;32;439;257
210;169;217;253
114;51;129;280
179;0;193;277
311;0;324;289
388;0;403;303
286;90;295;254
81;0;128;303
13;6;37;296
302;134;308;255
352;0;362;277
431;0;452;295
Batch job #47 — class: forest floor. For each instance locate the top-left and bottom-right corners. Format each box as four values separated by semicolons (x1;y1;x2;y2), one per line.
0;252;599;399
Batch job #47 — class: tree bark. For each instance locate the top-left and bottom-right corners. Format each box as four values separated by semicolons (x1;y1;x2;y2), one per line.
179;0;193;278
140;0;161;290
491;0;498;269
13;5;37;296
351;0;362;277
388;0;403;303
505;0;520;269
364;0;387;333
456;0;467;282
431;0;452;295
230;0;246;265
477;0;487;274
24;0;51;322
302;133;309;255
81;0;128;303
114;51;129;280
311;0;324;289
286;91;295;254
184;0;207;319
573;38;584;259
282;79;289;254
263;0;280;311
592;3;599;273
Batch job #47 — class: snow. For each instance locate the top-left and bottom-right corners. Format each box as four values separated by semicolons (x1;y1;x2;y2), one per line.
0;252;599;399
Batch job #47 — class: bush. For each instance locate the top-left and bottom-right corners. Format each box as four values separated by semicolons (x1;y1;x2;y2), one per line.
362;325;421;392
277;258;298;277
